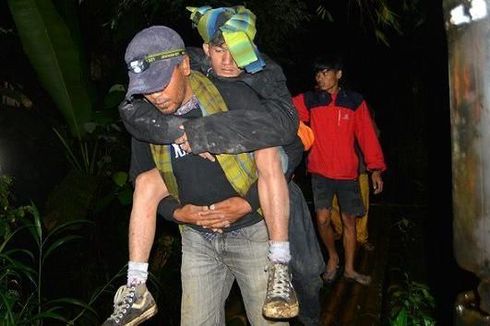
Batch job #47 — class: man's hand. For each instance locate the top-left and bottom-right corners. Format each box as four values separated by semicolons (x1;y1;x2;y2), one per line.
198;197;252;229
371;170;383;195
198;152;216;161
174;128;192;152
173;204;211;225
174;126;216;162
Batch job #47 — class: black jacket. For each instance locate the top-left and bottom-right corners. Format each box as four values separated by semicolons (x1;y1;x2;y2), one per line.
119;47;299;157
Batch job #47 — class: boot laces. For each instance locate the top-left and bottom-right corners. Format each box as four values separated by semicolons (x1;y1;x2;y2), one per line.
108;285;136;323
268;264;291;299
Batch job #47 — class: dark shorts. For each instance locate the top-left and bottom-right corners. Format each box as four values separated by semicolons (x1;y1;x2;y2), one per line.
311;174;365;217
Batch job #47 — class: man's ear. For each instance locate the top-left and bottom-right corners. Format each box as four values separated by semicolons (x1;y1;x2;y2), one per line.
181;55;191;76
202;43;210;57
336;70;343;80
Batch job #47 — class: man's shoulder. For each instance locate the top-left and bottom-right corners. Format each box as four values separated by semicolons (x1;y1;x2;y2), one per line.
187;46;210;73
302;90;332;108
340;89;364;100
336;89;364;110
240;53;287;85
261;54;285;76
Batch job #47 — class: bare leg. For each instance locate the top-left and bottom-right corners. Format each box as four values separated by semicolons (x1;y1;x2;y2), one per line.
316;208;339;274
255;148;298;318
103;169;166;325
341;213;357;275
254;147;289;242
356;173;371;248
342;212;371;285
129;168;168;268
330;195;343;239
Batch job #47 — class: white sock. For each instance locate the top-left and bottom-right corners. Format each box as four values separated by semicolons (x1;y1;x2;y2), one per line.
127;261;148;286
268;241;291;264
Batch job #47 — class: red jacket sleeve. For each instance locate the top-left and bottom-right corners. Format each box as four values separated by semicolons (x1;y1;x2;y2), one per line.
292;93;310;123
355;101;387;172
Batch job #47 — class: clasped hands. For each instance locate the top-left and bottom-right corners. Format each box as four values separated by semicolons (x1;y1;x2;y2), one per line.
173;196;252;233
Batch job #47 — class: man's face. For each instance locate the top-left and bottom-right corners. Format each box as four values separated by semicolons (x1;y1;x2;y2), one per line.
144;56;192;114
315;68;342;94
203;43;242;78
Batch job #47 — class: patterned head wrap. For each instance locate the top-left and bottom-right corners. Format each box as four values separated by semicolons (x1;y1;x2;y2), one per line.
186;5;265;73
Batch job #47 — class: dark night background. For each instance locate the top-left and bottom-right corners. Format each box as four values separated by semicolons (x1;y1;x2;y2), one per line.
0;0;483;324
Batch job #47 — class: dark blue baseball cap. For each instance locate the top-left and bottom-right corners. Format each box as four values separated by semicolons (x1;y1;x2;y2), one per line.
124;26;186;98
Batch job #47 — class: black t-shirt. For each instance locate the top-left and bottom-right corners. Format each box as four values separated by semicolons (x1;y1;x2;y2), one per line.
167;108;237;206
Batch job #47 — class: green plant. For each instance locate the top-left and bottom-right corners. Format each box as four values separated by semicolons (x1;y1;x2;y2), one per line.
0;176;31;238
7;0;92;137
106;0;310;57
388;272;436;326
50;82;127;176
0;176;99;325
316;0;401;45
385;211;435;326
0;81;33;109
44;83;131;228
392;217;417;244
53;122;123;177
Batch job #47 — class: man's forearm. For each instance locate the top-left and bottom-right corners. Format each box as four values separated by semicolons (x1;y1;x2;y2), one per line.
243;180;260;212
157;196;182;223
184;105;298;154
120;92;298;155
119;98;187;144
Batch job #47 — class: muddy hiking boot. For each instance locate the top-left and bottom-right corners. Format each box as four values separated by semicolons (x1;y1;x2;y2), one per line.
102;283;157;326
262;262;299;319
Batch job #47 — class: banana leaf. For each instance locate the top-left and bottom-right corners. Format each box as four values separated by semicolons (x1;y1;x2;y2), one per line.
7;0;92;137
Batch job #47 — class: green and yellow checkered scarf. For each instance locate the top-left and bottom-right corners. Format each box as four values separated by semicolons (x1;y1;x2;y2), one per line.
186;5;265;73
150;71;258;200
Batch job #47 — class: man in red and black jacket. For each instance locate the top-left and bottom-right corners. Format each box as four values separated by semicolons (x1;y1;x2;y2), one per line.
293;54;386;286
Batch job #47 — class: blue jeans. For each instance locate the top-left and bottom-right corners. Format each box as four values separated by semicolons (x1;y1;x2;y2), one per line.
180;220;289;326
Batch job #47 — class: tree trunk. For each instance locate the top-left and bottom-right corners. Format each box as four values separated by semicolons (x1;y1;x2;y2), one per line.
443;0;490;320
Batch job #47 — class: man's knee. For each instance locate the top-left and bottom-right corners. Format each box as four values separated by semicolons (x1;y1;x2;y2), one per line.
134;169;168;200
316;208;331;225
341;213;356;230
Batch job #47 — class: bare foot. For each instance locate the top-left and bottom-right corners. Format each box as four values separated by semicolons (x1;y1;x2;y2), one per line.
322;257;340;284
344;272;371;285
359;241;375;251
322;266;340;284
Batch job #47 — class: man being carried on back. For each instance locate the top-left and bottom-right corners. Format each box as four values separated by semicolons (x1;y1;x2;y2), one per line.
103;6;304;326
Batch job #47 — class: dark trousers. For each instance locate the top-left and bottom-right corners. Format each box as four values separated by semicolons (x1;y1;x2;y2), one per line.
289;181;325;325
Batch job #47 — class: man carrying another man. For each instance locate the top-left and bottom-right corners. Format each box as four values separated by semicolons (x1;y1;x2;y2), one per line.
103;17;301;326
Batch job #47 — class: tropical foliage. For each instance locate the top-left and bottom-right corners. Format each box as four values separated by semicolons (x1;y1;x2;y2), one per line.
0;175;98;325
388;273;436;326
7;0;92;138
384;215;436;325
